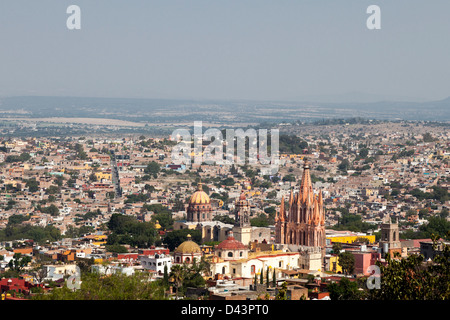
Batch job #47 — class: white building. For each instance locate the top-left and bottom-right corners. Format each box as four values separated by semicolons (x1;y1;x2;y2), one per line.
43;264;79;282
90;264;135;276
209;234;302;281
139;253;173;274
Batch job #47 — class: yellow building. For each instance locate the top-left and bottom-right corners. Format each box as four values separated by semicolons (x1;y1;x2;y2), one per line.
328;255;343;273
95;172;112;181
73;164;92;170
84;234;108;246
326;230;375;244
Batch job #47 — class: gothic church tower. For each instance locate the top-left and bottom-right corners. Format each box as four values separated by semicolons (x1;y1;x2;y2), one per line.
275;160;326;250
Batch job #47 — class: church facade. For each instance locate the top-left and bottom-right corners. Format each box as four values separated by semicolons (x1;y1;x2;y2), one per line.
275;160;326;254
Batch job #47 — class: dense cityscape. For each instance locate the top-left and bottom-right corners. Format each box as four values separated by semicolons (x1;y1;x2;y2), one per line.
1;2;450;311
0;119;449;301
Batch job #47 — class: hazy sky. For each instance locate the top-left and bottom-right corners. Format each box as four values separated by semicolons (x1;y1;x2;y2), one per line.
1;0;450;102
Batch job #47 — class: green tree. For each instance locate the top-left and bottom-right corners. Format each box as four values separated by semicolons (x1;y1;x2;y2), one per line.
275;281;288;300
338;159;350;172
213;215;235;225
250;214;270;227
422;132;436;142
272;269;276;287
221;177;235;186
332;242;343;254
38;204;60;216
163;265;169;288
170;264;185;299
107;214;156;248
359;148;369;158
46;185;60;195
145;161;160;178
162;229;202;251
0;225;61;244
33;272;166;300
278;135;308;154
419;216;450;240
328;277;364;300
369;235;450;300
282;174;296;182
105;244;129;253
7;214;30;226
8;253;31;273
338;251;355;275
183;259;207;290
26;178;39;192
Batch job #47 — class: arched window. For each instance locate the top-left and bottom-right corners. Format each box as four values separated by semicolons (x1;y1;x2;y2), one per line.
240;251;243;257
228;252;233;258
251;265;255;274
185;257;190;263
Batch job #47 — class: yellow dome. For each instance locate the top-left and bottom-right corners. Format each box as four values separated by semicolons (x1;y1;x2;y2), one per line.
189;182;210;205
174;235;201;254
154;220;161;229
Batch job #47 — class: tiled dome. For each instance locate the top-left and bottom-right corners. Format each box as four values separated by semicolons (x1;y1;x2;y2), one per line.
216;232;247;250
174;234;201;254
188;182;210;205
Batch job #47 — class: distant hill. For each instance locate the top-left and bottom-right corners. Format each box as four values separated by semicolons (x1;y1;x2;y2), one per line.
0;95;449;124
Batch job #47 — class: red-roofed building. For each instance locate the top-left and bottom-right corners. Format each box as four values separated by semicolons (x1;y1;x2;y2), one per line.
215;232;249;261
0;278;43;296
138;247;170;256
116;253;139;263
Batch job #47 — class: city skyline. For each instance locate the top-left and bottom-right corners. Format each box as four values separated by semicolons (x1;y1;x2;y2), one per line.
1;1;450;102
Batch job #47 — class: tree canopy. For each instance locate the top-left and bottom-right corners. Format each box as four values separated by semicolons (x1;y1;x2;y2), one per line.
107;214;157;248
33;272;166;300
162;229;202;251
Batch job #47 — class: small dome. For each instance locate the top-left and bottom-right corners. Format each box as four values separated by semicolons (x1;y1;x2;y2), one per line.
216;232;247;250
175;234;201;254
189;182;210;205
